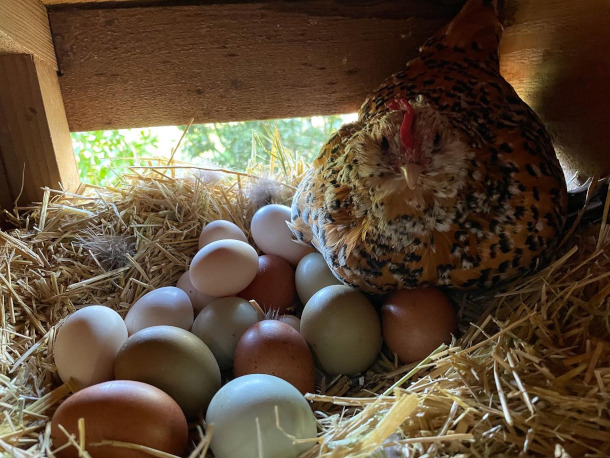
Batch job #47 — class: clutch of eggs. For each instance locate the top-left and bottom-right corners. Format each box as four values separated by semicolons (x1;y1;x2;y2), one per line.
51;209;461;457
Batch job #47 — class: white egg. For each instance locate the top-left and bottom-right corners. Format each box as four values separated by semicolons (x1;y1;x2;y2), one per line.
206;374;317;458
198;220;248;249
124;286;194;335
191;297;259;370
176;271;217;313
53;306;128;390
295;252;343;304
250;204;314;266
189;239;258;297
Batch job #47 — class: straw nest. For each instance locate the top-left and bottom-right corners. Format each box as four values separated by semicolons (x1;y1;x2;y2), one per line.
1;152;609;458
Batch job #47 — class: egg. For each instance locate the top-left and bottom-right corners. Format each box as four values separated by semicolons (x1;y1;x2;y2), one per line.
50;380;188;458
277;314;301;332
295;252;343;304
198;219;248;249
176;271;217;313
124;286;193;335
300;285;382;375
189;239;258;297
381;288;457;364
53;306;128;390
238;254;297;314
206;374;317;458
191;297;260;370
250;204;315;266
234;320;315;395
114;325;221;419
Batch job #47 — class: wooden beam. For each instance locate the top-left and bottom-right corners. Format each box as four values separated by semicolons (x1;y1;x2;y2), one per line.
49;1;464;131
0;54;80;207
0;0;58;69
0;152;12;212
500;0;610;178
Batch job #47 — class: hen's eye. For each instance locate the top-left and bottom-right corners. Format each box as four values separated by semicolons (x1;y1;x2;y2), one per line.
380;136;390;151
433;132;442;148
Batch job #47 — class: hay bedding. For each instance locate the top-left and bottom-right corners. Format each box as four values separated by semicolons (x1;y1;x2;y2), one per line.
0;157;609;458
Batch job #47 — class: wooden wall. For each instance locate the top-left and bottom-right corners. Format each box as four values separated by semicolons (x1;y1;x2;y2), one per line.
500;0;609;179
48;0;609;179
48;1;463;131
0;0;80;214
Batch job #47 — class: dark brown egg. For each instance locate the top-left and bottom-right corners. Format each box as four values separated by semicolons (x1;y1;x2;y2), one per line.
381;288;457;364
238;255;297;314
233;320;315;395
50;380;188;458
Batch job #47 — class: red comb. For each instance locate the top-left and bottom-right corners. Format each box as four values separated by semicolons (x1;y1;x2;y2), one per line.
387;99;414;150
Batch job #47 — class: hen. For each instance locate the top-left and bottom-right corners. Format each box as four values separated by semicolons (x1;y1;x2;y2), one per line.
289;0;568;294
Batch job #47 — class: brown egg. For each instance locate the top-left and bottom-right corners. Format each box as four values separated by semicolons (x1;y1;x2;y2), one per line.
233;320;315;395
381;288;457;364
238;255;297;314
50;380;188;458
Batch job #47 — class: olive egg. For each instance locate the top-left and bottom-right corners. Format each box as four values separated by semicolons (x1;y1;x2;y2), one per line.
301;285;382;375
190;296;260;371
114;325;221;419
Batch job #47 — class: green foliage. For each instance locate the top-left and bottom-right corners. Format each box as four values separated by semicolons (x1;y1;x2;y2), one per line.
178;116;346;171
72;129;159;187
72;115;351;186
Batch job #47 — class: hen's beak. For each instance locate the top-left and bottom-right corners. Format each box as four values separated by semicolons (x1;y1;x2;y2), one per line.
401;164;422;190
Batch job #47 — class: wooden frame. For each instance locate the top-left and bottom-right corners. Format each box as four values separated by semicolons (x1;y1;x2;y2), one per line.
0;0;609;211
1;0;79;211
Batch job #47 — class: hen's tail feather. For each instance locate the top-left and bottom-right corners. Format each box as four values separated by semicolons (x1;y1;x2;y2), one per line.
423;0;502;70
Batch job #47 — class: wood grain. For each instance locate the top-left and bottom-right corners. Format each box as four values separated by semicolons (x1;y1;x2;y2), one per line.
0;54;80;206
0;150;12;212
0;0;58;69
500;0;610;177
49;1;463;131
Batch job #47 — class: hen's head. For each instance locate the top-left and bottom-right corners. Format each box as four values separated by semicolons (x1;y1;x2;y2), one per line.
343;97;471;201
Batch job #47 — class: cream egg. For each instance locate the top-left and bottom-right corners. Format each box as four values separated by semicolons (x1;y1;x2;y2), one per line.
53;305;128;390
189;239;259;297
124;286;194;335
198;219;248;249
250;204;315;266
176;271;217;314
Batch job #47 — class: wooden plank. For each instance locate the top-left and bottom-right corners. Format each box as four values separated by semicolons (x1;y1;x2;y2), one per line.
500;0;610;177
0;54;80;206
0;0;58;70
0;152;12;212
43;0;171;4
49;1;463;131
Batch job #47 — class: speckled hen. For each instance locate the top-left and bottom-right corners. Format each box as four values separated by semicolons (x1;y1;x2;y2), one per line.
289;0;568;294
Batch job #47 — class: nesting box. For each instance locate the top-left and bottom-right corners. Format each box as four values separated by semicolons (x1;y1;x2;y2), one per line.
1;0;609;457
